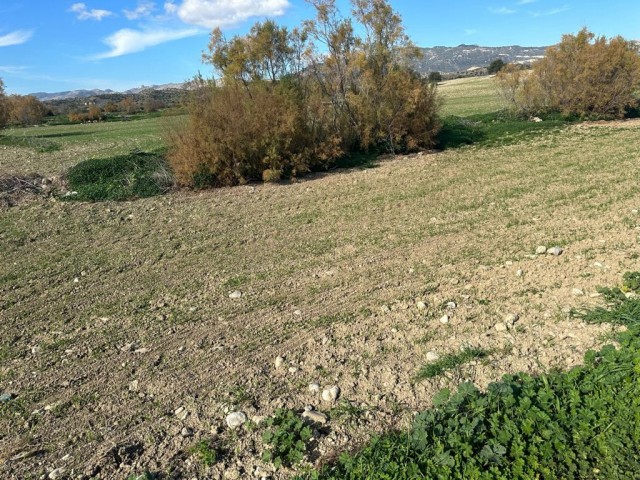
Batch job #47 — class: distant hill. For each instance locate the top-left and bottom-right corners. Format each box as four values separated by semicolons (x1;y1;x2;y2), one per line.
31;82;187;101
413;44;548;74
29;45;549;102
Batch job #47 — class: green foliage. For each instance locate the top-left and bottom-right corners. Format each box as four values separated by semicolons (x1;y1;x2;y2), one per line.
190;439;221;467
416;347;490;381
487;59;506;75
0;134;61;152
303;274;640;480
262;409;313;469
66;151;172;201
428;72;443;83
622;271;640;292
437;112;567;150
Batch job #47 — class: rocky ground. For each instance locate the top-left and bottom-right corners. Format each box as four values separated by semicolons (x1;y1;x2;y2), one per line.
1;121;640;479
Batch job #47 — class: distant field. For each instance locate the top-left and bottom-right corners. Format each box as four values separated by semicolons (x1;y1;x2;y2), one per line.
0;115;178;176
438;75;504;116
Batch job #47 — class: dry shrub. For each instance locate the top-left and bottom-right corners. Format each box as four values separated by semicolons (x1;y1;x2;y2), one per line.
497;29;640;119
169;1;441;188
169;82;342;187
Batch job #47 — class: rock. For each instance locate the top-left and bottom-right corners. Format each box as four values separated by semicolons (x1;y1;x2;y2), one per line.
439;315;450;325
288;367;298;374
302;410;328;424
572;288;585;297
226;411;247;428
321;386;340;403
426;351;440;362
293;309;302;316
49;468;65;479
516;269;524;277
308;383;320;393
274;356;284;369
494;323;508;332
531;116;543;123
251;415;266;425
535;246;547;255
128;380;139;392
175;407;188;420
0;392;15;402
547;246;564;256
229;290;242;299
504;313;519;326
181;427;193;437
224;468;241;480
380;305;391;313
416;301;427;311
134;348;149;354
446;301;457;309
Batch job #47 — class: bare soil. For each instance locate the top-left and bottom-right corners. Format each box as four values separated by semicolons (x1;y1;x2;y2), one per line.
1;121;640;479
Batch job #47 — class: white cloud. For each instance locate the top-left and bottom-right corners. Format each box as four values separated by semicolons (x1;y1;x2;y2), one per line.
164;2;178;14
0;29;33;47
488;6;516;14
93;27;199;59
70;3;114;21
530;5;570;17
0;65;29;75
173;0;290;29
124;1;156;20
517;0;536;4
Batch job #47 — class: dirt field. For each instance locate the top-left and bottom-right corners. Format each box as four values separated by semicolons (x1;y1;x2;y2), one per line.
2;98;640;478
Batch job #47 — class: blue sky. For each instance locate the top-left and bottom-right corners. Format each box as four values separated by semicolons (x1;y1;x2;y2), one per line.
1;0;638;94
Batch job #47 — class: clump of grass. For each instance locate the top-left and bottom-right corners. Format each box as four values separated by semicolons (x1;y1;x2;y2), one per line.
65;151;172;201
416;347;490;381
190;438;222;467
0;134;61;152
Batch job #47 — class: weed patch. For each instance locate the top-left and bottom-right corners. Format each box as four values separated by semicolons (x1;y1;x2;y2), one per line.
262;409;313;469
65;151;172;201
415;347;491;381
304;273;640;480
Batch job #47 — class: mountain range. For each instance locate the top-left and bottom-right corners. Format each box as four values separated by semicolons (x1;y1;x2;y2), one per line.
31;44;548;101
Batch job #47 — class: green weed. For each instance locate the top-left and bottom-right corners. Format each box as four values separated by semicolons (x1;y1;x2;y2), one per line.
415;347;490;381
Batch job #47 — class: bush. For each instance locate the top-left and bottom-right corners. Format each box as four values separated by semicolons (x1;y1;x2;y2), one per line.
428;72;443;83
66;152;172;201
487;59;506;75
0;79;8;129
496;28;640;118
304;276;640;479
169;0;441;188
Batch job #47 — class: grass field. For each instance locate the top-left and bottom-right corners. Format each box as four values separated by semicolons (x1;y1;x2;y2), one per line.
2;78;640;479
439;76;504;116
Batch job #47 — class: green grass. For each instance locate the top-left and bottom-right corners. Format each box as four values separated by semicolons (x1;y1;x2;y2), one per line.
65;151;172;201
0;133;61;152
437;112;568;150
303;277;640;479
415;347;491;381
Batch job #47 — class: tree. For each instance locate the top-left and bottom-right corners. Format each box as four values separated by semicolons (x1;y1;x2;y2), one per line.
487;58;506;74
87;105;103;121
428;71;442;83
8;95;47;126
118;97;137;114
0;79;8;128
496;29;640;118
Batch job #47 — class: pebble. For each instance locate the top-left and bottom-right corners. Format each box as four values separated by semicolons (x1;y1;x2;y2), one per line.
516;269;524;277
226;411;247;428
128;380;139;392
416;301;427;311
572;288;585;297
175;407;188;420
229;290;242;299
293;309;302;316
446;301;457;309
181;427;193;437
439;315;450;325
504;313;519;326
547;246;564;256
494;323;508;332
274;356;284;369
0;393;15;402
381;305;391;313
288;367;298;374
536;246;547;255
302;410;328;424
426;351;440;362
308;383;321;393
49;468;65;479
321;386;340;403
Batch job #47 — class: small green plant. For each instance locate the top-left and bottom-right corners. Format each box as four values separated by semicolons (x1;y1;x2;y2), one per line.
262;409;313;469
622;271;640;292
190;439;220;467
416;347;490;381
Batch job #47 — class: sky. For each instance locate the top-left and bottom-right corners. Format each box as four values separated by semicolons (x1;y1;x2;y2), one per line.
0;0;638;95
